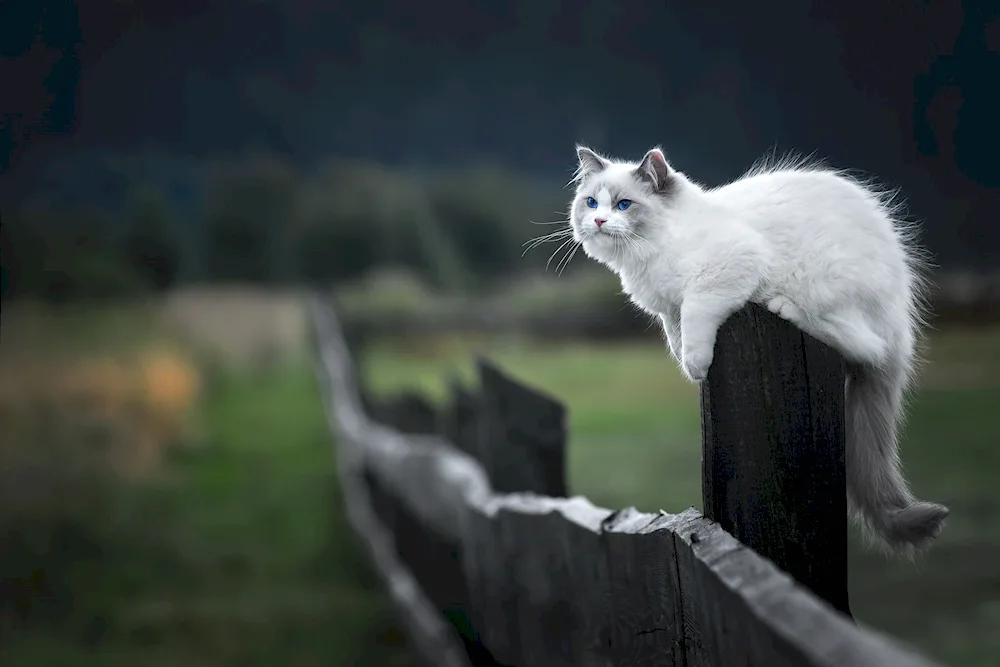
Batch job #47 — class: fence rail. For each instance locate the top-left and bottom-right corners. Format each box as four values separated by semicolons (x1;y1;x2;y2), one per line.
309;294;943;667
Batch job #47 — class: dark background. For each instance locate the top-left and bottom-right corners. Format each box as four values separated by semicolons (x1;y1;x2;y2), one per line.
2;0;999;303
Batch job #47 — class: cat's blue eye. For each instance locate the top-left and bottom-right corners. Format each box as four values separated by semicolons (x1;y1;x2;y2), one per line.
586;197;597;208
617;199;633;211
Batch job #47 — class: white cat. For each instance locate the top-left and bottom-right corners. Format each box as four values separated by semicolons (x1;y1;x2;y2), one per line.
566;145;949;555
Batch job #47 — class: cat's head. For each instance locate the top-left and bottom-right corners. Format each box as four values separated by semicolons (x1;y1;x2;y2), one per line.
569;146;677;267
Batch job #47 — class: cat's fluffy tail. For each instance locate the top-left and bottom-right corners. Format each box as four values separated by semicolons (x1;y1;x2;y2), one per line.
845;361;949;557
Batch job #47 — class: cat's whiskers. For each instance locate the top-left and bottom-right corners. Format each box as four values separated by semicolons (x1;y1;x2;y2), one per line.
528;218;569;230
611;233;626;265
545;237;576;271
522;227;573;257
615;230;636;256
556;240;581;276
622;228;654;257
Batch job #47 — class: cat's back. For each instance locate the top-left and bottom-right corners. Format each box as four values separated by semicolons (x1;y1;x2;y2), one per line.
707;163;900;245
701;160;916;306
710;165;875;216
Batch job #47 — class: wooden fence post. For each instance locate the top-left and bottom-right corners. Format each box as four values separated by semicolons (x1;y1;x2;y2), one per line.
370;391;440;434
477;358;567;496
700;303;852;617
440;380;482;462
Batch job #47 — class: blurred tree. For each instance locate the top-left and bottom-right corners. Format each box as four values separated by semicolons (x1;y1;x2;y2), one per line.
427;166;566;286
203;155;298;283
1;213;24;301
294;217;377;284
44;211;145;302
1;205;143;303
298;160;467;290
376;175;467;291
1;205;52;300
121;185;182;291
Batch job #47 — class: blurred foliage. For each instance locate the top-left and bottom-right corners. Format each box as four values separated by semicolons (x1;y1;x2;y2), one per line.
1;154;573;303
2;204;149;303
122;186;182;291
203;156;298;283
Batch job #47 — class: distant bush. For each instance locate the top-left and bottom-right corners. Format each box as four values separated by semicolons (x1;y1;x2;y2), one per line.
425;165;569;286
3;206;151;302
293;160;468;290
203;156;299;283
121;185;182;291
336;267;655;341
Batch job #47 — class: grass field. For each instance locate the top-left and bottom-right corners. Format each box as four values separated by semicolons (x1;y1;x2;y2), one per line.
361;326;1000;667
0;362;417;667
2;298;998;667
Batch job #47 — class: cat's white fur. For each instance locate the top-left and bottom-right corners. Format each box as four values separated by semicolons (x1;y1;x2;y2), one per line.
568;145;949;556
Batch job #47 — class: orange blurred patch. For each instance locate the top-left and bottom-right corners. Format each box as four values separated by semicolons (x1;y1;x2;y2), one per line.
0;347;201;478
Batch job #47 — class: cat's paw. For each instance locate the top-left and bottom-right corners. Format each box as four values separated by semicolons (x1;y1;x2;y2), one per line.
766;295;803;323
681;345;714;382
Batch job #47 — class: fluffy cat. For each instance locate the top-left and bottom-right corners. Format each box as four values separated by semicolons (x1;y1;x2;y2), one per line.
566;145;949;555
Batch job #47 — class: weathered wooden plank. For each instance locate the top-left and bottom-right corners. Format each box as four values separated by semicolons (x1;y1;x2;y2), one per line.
370;390;440;434
463;495;614;667
367;469;502;666
310;295;472;667
441;380;482;461
461;496;515;663
700;303;851;616
364;466;398;540
497;496;571;667
601;507;687;667
552;498;615;667
477;358;568;496
672;512;941;667
362;431;490;542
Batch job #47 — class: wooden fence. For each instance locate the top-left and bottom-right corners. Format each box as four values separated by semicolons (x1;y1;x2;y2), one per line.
309;294;945;667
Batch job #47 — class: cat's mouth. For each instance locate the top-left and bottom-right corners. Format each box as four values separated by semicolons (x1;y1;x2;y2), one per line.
586;227;617;241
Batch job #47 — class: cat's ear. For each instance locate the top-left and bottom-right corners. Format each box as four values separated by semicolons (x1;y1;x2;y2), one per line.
636;148;673;194
576;145;610;177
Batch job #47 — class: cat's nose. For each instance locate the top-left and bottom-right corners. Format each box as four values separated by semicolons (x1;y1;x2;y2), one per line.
594;218;607;228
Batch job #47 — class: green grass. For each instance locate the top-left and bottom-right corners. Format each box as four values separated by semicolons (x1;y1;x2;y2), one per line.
0;364;415;667
361;327;1000;667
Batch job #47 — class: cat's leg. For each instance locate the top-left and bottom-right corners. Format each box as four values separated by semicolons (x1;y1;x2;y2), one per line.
765;294;806;324
658;309;682;362
680;288;754;382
